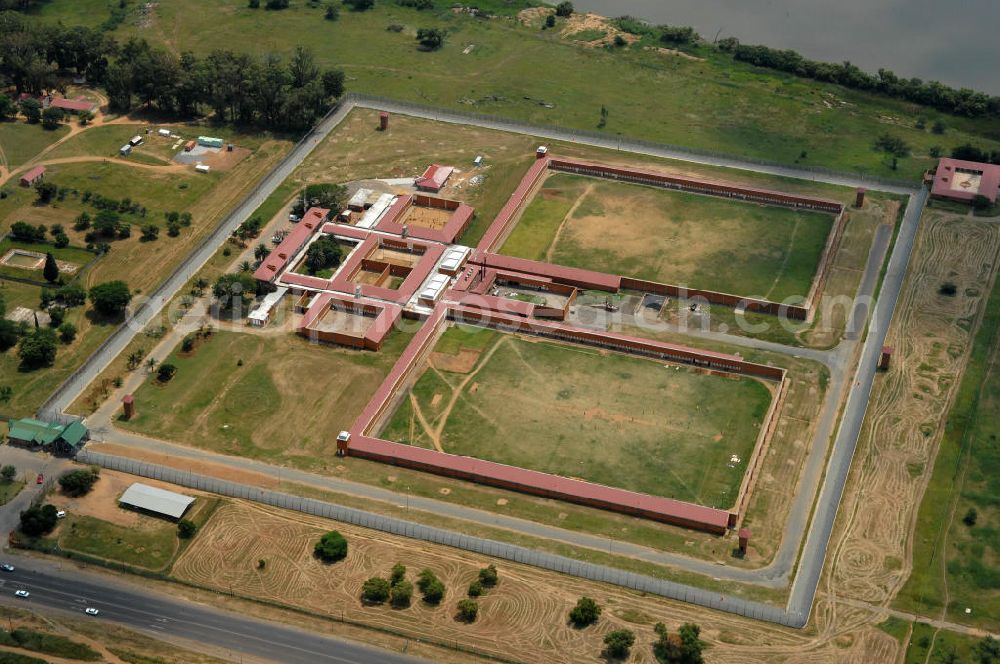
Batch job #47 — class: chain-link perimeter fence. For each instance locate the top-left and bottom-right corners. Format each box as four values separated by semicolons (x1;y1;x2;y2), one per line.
78;450;806;628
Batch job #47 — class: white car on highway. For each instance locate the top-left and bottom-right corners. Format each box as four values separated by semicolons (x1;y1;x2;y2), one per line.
14;590;29;598
84;608;99;616
0;564;14;572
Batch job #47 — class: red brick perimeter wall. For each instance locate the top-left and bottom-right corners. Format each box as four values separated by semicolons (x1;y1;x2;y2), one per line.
349;304;786;534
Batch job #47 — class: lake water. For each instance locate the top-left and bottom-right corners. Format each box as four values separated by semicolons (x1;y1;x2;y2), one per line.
567;0;1000;95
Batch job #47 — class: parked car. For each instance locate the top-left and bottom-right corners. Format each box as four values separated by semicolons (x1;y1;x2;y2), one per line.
35;474;43;485
14;590;29;598
56;511;66;519
0;564;14;572
84;608;99;616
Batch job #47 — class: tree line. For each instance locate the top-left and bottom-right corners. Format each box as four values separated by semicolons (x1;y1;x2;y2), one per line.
0;11;346;130
721;40;1000;119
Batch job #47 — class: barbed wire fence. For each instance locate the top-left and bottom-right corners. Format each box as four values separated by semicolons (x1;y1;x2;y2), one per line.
78;450;806;628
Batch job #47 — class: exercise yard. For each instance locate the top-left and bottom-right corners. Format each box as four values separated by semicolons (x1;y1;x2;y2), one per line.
500;173;835;302
382;326;773;507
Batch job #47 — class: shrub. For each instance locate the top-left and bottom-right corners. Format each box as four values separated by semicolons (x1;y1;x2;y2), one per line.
390;563;406;585
58;322;76;344
156;363;177;382
478;563;498;588
603;629;635;659
177;519;197;539
314;530;348;562
343;0;374;9
554;1;573;17
248;0;260;6
456;598;478;622
467;580;483;597
939;282;958;296
569;596;601;627
56;283;86;307
1;466;16;482
181;335;195;352
390;579;413;608
416;27;445;50
141;224;160;241
325;3;340;19
59;468;100;498
361;577;390;603
963;508;978;526
544;14;555;28
47;306;65;328
53;233;69;248
416;569;445;604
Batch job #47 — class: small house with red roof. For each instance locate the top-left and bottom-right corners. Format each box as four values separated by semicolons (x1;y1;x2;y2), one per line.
19;166;46;188
931;158;1000;204
415;164;453;193
49;97;97;114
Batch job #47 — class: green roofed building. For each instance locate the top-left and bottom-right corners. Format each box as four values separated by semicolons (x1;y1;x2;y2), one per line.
6;418;88;455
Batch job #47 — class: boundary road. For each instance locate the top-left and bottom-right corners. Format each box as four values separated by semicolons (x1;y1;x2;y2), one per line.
33;94;926;629
0;555;424;664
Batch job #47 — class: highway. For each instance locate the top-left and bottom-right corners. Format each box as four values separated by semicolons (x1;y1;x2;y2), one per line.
0;555;424;664
32;93;928;632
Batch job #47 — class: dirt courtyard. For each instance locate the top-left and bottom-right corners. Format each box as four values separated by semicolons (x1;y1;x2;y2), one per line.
382;325;773;507
500;172;835;302
401;204;452;230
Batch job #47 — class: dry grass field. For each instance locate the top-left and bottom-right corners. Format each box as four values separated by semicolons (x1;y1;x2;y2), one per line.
382;325;773;507
501;173;835;302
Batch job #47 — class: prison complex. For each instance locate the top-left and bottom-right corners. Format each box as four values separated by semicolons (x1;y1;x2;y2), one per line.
247;150;829;534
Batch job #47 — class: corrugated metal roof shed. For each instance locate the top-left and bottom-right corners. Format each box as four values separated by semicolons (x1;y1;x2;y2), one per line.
119;483;195;520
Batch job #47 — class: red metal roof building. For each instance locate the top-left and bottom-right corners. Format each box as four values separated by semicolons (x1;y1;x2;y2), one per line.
931;158;1000;204
19;166;46;187
49;97;97;114
414;164;454;192
253;207;329;282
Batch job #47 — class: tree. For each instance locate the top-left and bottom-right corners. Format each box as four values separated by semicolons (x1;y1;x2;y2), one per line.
390;563;406;585
18;328;56;369
0;95;16;121
544;14;555;28
93;209;123;237
456;598;478;622
213;272;257;309
325;3;339;20
873;133;910;158
58;468;99;497
304;235;342;274
973;194;992;210
569;596;601;627
1;466;17;482
322;68;345;98
390;579;412;608
56;283;87;307
53;233;69;248
654;621;705;664
89;280;132;316
974;636;999;664
939;282;958;296
555;1;573;17
42;252;59;283
157;362;177;382
291;184;346;216
77;110;93;126
141;224;160;241
19;504;58;537
35;180;57;204
10;221;45;242
0;386;11;404
603;629;635;659
265;0;289;7
467;580;483;597
40;105;64;129
416;569;445;604
478;563;498;588
963;507;978;526
416;27;445;51
314;530;348;562
58;322;76;344
19;98;41;124
343;0;374;10
177;519;197;538
932;119;947;134
361;576;391;603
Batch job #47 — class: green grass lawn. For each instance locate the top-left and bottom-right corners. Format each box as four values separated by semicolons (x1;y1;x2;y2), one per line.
895;268;1000;630
501;173;834;301
0;122;70;170
57;513;181;570
0;480;24;506
904;622;996;664
120;328;414;465
30;0;1000;180
383;326;772;506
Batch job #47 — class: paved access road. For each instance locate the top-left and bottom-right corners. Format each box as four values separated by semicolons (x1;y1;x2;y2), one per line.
0;555;424;664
